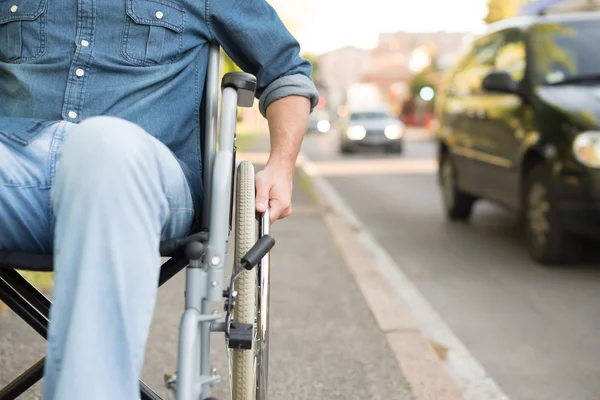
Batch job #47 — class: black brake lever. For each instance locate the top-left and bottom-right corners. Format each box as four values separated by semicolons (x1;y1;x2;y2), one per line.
225;234;276;314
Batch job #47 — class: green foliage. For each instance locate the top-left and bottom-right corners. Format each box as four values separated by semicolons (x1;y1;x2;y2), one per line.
409;58;440;97
222;50;242;74
484;0;526;24
301;52;319;81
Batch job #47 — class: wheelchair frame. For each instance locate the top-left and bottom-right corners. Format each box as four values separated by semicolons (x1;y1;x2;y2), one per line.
0;43;271;400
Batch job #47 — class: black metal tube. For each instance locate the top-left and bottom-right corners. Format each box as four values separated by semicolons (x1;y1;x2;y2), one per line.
0;358;45;400
158;253;189;286
140;380;163;400
0;279;48;339
0;359;164;400
0;269;51;317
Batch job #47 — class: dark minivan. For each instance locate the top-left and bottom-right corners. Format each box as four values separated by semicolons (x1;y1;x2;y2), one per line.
436;11;600;265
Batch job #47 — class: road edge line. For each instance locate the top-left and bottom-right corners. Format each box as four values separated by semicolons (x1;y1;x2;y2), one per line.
297;151;511;400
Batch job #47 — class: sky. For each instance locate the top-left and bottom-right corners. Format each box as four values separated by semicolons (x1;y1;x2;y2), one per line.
271;0;490;54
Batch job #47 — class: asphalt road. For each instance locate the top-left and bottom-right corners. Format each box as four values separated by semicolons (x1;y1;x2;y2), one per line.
301;127;600;400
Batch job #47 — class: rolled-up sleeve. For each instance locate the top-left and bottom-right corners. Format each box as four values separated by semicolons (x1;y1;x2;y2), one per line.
207;0;319;117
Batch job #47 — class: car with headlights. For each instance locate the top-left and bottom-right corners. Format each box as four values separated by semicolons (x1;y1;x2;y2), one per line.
436;10;600;265
307;109;331;134
339;107;404;153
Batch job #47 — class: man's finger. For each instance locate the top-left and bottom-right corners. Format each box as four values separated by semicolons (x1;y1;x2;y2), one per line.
281;205;292;219
268;199;286;223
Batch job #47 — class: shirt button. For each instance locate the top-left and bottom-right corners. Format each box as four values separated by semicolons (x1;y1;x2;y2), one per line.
10;5;18;13
68;111;78;119
155;11;164;19
81;40;90;47
75;68;85;77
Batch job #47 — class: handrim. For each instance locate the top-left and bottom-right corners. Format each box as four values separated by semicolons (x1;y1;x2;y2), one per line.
255;208;271;400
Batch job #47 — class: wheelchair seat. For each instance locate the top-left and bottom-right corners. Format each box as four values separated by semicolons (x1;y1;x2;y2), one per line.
0;252;53;272
0;231;209;271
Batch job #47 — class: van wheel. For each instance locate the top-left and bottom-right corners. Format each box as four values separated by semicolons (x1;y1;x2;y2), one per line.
340;144;354;154
386;143;403;154
523;164;583;265
440;153;475;220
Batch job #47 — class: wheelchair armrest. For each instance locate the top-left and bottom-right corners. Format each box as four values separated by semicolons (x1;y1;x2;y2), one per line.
158;231;209;257
221;72;257;108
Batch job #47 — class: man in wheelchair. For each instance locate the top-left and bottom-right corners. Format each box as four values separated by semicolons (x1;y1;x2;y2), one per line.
0;0;318;398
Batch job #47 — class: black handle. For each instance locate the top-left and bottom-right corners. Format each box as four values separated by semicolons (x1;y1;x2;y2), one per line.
242;234;276;270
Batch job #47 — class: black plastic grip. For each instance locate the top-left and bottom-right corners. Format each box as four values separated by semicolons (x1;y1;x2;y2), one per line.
221;72;257;93
185;241;206;261
242;234;276;270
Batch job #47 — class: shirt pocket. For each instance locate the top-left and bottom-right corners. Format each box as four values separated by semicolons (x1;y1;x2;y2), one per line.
122;0;186;66
0;0;47;63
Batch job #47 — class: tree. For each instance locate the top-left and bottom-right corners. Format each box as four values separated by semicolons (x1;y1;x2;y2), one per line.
301;52;319;83
222;51;242;74
409;58;440;98
484;0;526;24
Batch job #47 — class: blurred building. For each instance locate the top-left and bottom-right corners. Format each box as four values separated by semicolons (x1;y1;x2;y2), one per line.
317;46;372;111
364;31;467;107
317;31;469;113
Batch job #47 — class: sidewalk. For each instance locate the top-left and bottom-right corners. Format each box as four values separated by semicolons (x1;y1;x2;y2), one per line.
143;151;417;399
236;137;462;400
0;136;452;399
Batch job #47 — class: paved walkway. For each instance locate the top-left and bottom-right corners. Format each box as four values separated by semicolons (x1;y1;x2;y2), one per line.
0;151;415;399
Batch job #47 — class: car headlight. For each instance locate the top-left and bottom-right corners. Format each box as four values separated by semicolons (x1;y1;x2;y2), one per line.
573;131;600;167
317;120;330;133
384;125;402;139
346;125;366;140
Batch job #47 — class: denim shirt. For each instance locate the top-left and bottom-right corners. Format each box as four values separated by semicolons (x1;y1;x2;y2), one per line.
0;0;319;204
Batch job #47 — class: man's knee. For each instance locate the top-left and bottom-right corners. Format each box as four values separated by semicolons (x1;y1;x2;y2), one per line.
55;116;165;200
61;116;152;170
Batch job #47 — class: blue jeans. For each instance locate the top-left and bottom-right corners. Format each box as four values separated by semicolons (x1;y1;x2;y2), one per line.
0;116;195;399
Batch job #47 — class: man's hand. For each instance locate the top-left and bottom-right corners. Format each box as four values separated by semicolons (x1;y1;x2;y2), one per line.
255;162;294;224
255;95;310;223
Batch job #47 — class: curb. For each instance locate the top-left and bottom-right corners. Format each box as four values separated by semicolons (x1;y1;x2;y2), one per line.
296;153;464;400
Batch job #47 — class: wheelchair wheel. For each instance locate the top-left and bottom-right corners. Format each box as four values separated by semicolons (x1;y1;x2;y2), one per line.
230;160;259;400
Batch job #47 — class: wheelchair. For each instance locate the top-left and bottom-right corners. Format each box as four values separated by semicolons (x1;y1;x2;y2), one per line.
0;43;274;400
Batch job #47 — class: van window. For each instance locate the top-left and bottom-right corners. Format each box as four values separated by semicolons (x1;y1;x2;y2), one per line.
530;19;600;85
494;29;527;83
446;32;503;96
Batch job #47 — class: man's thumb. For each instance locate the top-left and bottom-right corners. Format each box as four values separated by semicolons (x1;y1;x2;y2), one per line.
255;179;270;213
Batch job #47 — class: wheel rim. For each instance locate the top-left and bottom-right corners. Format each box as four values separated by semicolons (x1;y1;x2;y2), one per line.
441;159;455;210
527;182;551;250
